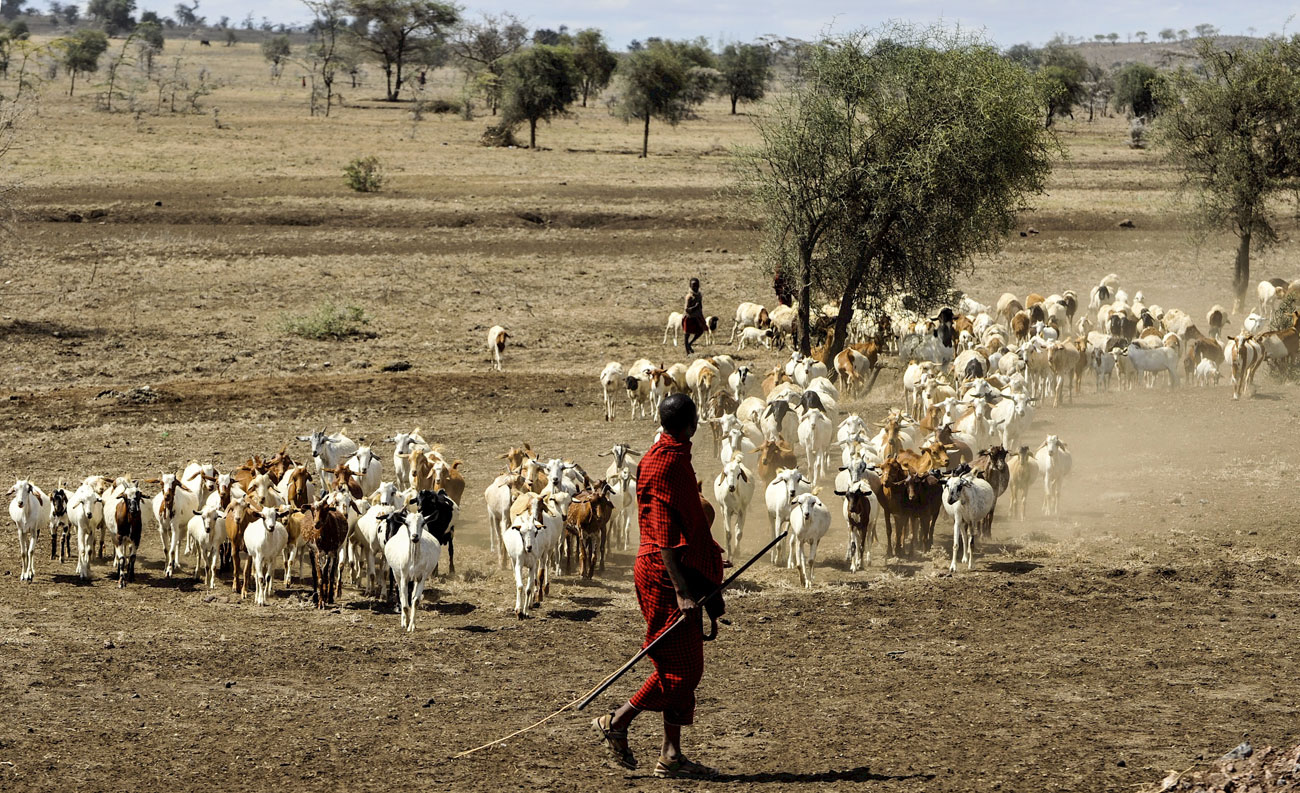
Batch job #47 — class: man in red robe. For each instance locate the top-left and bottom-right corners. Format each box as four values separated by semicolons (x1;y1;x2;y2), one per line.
592;394;723;779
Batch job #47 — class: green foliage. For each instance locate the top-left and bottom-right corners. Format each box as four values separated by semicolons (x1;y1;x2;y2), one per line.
280;301;374;340
571;27;615;107
343;155;384;192
87;0;136;35
59;28;108;94
616;44;695;157
347;0;458;101
733;25;1055;359
1112;62;1160;117
500;44;578;148
422;97;460;113
719;43;770;113
448;12;528;114
261;33;290;64
1156;37;1300;305
135;19;163;50
1036;44;1089;127
0;0;21;21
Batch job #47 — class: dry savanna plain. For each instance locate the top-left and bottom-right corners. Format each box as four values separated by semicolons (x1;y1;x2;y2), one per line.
1;39;1299;793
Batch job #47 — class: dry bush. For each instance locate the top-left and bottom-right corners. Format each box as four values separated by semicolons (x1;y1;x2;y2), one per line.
278;302;374;340
343;156;383;193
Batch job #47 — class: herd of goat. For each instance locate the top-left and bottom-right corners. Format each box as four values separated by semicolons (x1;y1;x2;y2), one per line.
6;274;1297;630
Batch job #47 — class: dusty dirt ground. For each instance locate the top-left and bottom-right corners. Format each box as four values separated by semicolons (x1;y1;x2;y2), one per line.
1;54;1298;791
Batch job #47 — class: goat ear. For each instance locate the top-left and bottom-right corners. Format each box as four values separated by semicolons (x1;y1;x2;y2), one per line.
193;510;202;516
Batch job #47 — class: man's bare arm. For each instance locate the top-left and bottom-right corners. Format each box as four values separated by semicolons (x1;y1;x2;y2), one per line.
661;546;697;611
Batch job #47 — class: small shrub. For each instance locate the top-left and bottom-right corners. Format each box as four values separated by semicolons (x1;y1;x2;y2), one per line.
424;98;461;114
480;121;519;148
343;156;383;193
280;301;374;340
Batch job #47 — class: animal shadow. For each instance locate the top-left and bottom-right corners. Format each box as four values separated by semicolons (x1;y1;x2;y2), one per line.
51;573;93;586
985;560;1042;575
546;608;599;622
431;601;476;616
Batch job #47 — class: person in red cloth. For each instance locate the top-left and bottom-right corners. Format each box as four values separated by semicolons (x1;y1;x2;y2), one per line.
592;394;723;779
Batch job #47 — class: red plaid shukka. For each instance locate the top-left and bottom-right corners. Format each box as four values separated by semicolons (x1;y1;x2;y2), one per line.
628;433;722;726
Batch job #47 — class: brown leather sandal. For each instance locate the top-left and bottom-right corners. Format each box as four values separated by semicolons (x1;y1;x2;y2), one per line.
654;756;718;779
591;712;637;770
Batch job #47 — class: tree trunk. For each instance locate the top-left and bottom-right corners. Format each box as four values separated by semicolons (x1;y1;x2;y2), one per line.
1233;227;1252;313
797;246;813;356
581;82;588;107
529;118;536;148
68;71;75;97
823;258;871;367
384;63;395;101
641;113;650;158
731;95;737;114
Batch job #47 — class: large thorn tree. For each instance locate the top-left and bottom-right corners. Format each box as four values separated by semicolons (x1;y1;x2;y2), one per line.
1157;37;1300;312
734;26;1055;362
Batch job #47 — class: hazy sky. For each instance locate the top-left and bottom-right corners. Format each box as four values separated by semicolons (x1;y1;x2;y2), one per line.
154;0;1300;48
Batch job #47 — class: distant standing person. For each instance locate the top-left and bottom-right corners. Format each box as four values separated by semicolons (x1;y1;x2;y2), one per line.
682;278;706;354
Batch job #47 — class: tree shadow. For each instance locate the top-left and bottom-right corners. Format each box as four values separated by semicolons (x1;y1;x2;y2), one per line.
712;767;936;784
2;319;102;340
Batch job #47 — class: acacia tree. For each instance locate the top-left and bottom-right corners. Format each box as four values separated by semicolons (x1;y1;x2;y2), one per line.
261;33;290;81
1112;62;1160;117
448;12;529;115
348;0;457;101
616;45;693;157
500;44;578;148
59;28;108;96
1157;37;1300;310
302;0;348;115
734;26;1054;361
719;42;770;114
571;27;615;106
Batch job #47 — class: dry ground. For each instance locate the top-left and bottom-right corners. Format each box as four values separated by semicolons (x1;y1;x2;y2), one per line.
1;44;1298;793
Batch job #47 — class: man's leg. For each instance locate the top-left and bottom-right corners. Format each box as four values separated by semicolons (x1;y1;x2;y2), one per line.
610;701;639;731
662;720;683;762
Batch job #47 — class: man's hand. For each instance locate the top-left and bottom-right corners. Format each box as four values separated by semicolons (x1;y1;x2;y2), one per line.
675;591;698;611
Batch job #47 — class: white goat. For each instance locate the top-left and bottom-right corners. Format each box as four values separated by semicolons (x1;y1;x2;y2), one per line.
297;429;359;487
1034;435;1073;517
384;512;440;632
600;361;626;421
186;504;224;589
713;458;754;558
68;484;101;581
943;474;995;572
9;480;51;581
244;507;289;606
504;508;544;618
789;492;831;588
389;429;428;489
488;325;509;371
797;407;833;486
346;446;382;497
663;311;684;346
764;468;811;566
150;473;197;578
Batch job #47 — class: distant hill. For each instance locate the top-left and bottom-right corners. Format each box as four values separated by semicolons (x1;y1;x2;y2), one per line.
1061;36;1266;70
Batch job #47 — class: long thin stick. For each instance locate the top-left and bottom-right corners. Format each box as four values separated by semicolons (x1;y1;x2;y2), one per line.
451;531;788;759
575;530;788;711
